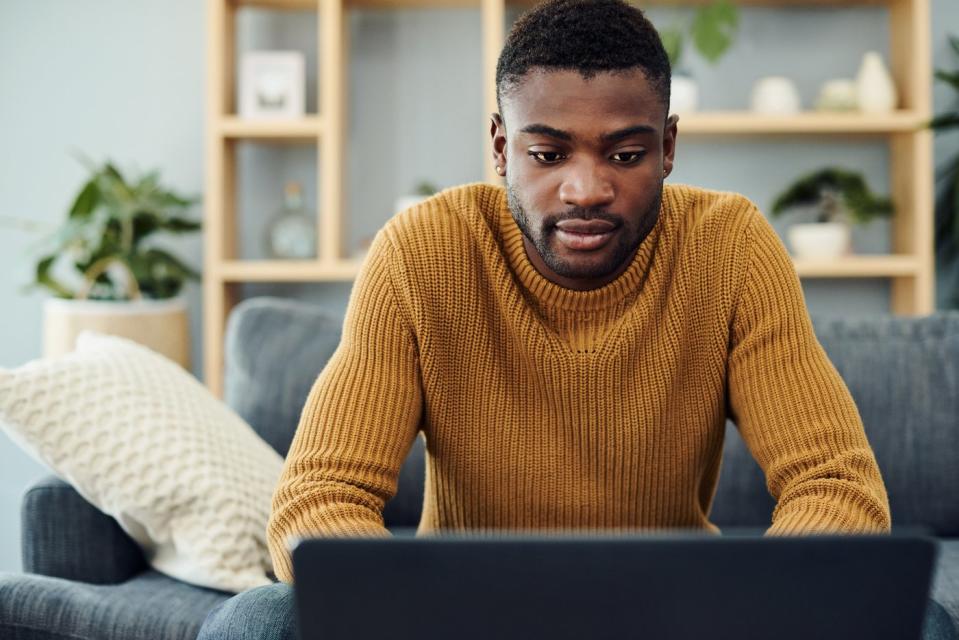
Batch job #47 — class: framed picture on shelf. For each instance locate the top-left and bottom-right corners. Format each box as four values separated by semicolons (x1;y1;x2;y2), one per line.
238;51;305;120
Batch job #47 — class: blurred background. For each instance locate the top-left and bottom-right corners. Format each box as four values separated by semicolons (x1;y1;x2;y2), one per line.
1;0;957;573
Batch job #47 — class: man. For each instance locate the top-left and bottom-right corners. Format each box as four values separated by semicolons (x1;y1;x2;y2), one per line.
199;1;957;637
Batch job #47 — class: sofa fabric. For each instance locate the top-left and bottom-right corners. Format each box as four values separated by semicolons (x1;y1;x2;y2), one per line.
21;476;146;584
0;570;230;640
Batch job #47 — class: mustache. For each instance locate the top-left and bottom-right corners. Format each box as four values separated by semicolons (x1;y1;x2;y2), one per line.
544;207;623;229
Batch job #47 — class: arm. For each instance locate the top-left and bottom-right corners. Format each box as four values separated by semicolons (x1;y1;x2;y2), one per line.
726;210;891;535
267;228;424;583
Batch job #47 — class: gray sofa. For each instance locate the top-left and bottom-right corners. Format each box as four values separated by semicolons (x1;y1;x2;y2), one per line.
2;296;958;639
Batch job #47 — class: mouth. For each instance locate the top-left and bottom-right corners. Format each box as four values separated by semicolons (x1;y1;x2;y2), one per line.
553;219;619;251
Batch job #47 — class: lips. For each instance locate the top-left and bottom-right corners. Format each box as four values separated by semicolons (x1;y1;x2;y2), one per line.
554;219;616;234
553;218;618;251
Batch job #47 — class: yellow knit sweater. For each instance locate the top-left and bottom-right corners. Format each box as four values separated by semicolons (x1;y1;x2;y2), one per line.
267;182;891;583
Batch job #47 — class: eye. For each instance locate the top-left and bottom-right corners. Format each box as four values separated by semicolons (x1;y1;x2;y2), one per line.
611;151;646;164
528;150;566;164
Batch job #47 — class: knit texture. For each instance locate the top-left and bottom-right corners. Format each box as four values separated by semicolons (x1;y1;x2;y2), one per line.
268;182;891;583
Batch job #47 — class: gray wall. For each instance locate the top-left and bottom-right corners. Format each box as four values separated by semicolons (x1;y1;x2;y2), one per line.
0;0;957;573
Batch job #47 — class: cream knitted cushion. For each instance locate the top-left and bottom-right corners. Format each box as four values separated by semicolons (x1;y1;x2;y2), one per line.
0;331;284;593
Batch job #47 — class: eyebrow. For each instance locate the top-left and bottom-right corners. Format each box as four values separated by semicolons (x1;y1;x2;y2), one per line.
517;123;655;143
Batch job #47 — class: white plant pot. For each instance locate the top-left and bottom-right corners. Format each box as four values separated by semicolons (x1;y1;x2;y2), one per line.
787;223;851;260
43;296;191;368
670;75;699;115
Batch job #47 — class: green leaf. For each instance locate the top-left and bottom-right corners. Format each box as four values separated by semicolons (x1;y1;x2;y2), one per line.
949;34;959;58
771;167;893;224
35;255;74;298
934;69;959;92
931;113;959;130
161;216;202;233
659;27;684;69
68;178;100;220
691;0;739;65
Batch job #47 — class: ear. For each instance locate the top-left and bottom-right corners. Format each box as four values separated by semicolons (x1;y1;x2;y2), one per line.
490;113;507;177
662;114;679;179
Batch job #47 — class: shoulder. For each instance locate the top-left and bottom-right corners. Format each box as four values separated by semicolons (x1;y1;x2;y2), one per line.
662;183;764;239
382;182;502;248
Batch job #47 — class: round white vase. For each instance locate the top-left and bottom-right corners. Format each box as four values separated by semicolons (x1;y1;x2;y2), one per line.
43;296;191;368
787;222;851;259
750;76;801;115
856;51;897;113
670;74;699;115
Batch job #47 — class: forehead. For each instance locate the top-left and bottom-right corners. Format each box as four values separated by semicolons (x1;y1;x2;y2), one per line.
502;67;665;135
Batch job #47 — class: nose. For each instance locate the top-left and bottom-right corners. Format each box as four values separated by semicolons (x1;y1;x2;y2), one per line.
558;160;615;211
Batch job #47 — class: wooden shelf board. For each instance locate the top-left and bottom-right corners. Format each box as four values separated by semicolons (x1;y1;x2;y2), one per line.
219;116;322;141
231;0;316;10
678;111;926;135
219;259;364;282
793;255;919;278
234;0;887;8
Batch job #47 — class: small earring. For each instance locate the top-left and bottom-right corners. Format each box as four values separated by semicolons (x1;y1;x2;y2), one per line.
496;165;503;173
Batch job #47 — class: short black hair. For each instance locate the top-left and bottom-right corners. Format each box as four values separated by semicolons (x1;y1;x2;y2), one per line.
495;0;671;118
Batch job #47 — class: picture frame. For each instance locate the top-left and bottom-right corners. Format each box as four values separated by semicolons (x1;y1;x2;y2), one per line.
238;51;306;120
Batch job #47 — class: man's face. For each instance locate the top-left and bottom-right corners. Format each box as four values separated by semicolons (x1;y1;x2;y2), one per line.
491;68;677;291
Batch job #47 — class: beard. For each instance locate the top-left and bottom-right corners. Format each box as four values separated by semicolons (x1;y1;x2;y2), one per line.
506;180;662;281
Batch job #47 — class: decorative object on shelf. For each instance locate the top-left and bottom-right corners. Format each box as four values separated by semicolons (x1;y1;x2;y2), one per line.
750;76;801;115
266;181;316;260
394;180;439;214
658;0;739;115
931;34;959;306
856;51;897;113
239;51;306;120
815;79;859;112
771;167;894;260
23;158;200;368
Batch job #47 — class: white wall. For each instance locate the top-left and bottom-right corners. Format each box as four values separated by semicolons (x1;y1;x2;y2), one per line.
1;0;957;573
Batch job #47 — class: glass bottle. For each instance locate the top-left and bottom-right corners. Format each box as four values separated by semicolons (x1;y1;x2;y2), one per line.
265;181;316;259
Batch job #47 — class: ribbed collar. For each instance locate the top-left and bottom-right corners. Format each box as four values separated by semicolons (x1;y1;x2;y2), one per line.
494;187;669;312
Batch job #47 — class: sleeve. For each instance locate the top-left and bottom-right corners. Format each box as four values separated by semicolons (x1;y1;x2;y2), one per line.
726;209;891;536
267;228;424;583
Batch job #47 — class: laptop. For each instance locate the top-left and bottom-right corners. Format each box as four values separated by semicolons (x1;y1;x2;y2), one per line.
291;528;937;640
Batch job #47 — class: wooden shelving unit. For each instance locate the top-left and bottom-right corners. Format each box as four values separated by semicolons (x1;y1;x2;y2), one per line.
204;0;933;395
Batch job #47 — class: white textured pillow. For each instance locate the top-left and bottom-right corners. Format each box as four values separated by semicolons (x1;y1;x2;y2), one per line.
0;331;283;593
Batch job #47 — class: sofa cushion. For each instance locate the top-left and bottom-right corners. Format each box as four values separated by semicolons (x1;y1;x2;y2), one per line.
0;570;229;640
0;333;282;593
712;313;959;535
224;297;342;458
814;314;959;535
932;539;959;628
225;297;426;528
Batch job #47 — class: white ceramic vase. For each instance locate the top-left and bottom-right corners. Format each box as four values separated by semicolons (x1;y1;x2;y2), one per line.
43;296;191;368
787;222;851;260
670;74;699;115
750;76;801;115
856;51;897;113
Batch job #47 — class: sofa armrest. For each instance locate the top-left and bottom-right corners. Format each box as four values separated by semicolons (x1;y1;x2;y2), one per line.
21;475;146;583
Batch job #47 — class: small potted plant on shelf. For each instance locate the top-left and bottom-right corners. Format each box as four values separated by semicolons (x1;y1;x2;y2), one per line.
771;167;894;260
24;158;201;367
931;34;959;306
658;0;739;115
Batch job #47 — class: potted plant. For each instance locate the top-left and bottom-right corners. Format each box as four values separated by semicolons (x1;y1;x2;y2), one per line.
771;167;894;260
932;35;959;306
25;158;201;367
658;0;739;115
